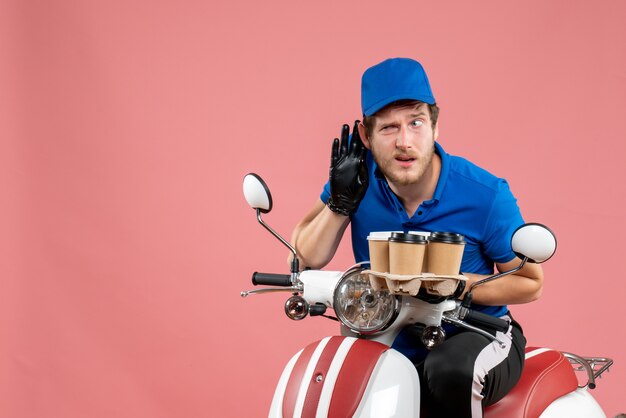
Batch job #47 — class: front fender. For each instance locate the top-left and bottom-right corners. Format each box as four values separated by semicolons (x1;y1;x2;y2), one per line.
269;336;419;418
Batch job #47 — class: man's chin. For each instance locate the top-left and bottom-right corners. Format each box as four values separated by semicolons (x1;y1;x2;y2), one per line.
386;171;420;186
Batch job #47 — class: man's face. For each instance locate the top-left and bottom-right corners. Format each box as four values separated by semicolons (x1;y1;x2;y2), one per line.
359;103;439;187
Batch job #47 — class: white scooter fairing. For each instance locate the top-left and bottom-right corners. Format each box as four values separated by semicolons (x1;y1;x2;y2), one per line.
270;336;419;418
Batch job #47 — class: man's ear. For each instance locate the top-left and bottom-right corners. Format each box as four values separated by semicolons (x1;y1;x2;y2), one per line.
433;122;439;141
358;122;371;149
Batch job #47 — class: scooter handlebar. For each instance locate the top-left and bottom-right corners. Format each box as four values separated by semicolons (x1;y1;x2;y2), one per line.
252;272;292;287
464;310;510;333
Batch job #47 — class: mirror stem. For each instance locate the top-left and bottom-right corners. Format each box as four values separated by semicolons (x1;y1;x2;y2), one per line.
462;257;528;308
256;209;300;274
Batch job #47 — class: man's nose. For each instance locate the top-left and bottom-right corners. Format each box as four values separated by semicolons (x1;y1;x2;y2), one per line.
395;128;411;149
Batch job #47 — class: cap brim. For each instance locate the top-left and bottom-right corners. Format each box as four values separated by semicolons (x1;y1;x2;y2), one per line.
363;93;435;116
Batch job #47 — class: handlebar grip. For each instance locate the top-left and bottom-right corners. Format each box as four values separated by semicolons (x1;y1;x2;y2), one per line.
464;310;510;333
251;272;292;286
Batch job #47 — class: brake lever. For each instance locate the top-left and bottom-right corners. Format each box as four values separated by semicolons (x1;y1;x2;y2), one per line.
442;312;507;349
240;286;301;297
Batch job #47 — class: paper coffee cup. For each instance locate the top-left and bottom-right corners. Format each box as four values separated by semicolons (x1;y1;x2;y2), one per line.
389;232;428;275
427;232;465;275
409;231;431;272
367;231;393;273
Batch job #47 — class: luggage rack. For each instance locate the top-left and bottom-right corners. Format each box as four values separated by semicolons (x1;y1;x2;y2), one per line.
563;352;613;389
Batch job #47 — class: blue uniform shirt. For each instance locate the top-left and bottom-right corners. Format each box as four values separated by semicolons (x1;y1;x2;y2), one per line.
320;141;524;319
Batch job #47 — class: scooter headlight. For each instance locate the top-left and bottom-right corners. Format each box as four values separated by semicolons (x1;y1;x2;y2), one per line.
333;268;398;334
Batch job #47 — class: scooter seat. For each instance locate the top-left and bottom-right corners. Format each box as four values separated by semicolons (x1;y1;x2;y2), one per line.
484;347;579;418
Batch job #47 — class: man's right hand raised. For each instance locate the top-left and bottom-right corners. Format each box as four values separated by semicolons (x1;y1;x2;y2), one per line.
326;120;369;216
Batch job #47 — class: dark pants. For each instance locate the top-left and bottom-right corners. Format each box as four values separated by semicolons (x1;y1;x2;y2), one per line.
416;318;526;418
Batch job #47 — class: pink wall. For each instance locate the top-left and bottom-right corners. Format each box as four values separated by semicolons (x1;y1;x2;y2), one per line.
2;0;625;416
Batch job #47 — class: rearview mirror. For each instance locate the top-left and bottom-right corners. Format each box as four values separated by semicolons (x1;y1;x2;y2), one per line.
511;223;557;264
242;173;299;273
243;173;273;213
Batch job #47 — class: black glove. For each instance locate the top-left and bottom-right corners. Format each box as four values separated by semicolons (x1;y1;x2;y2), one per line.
326;120;369;216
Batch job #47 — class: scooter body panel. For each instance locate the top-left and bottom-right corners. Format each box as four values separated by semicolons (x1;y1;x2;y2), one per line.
539;389;606;418
352;349;420;418
269;336;419;418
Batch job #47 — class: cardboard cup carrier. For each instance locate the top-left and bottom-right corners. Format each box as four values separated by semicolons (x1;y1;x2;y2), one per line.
366;230;466;296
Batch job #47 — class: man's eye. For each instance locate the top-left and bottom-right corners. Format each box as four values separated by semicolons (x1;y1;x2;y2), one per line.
411;120;424;127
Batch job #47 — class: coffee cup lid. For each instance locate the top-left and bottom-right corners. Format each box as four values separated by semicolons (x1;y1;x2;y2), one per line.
367;231;395;240
389;232;428;244
429;231;465;244
408;231;431;238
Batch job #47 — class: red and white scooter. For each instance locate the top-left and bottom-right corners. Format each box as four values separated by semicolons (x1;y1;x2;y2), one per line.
241;173;615;418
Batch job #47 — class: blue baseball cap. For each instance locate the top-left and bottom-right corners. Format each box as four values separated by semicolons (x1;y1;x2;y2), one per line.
361;58;436;116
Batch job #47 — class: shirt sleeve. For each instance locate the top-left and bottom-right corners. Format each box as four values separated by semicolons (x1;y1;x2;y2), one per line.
481;179;525;264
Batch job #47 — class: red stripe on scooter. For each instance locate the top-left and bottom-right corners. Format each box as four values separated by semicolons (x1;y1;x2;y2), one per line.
282;339;323;418
328;339;389;418
300;336;345;418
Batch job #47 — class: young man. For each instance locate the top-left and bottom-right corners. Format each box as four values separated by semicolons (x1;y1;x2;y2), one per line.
291;58;543;417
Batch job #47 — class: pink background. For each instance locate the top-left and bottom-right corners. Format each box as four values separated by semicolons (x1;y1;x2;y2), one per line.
2;0;625;416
